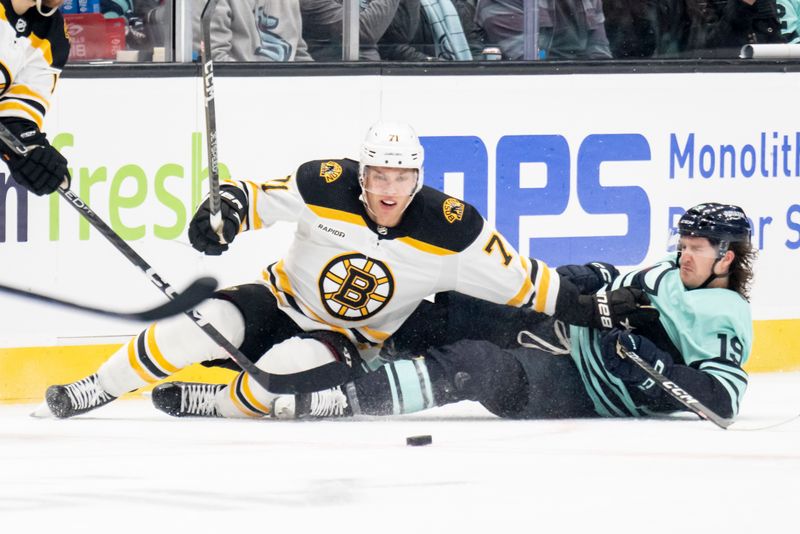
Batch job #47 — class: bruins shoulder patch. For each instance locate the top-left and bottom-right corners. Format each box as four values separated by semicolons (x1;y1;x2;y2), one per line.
443;198;465;223
320;161;343;183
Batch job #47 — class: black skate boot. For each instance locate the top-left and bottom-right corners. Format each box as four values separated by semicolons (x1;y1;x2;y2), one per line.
272;386;352;420
152;382;224;417
46;374;117;418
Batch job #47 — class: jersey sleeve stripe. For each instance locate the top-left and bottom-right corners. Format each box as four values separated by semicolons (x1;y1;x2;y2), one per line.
28;33;54;66
6;85;50;109
698;363;748;393
506;256;533;307
0;100;43;128
705;371;740;417
245;181;262;230
4;95;46;119
698;360;749;384
533;261;559;315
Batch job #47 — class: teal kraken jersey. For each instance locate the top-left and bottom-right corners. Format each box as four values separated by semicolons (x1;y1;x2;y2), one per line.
569;258;752;418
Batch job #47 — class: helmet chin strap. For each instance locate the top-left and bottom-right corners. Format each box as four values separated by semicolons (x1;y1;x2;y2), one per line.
695;263;730;290
36;0;59;16
683;240;731;290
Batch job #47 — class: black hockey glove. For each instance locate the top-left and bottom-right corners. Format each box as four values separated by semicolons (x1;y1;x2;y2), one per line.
556;262;619;295
582;287;660;330
600;328;673;398
188;186;247;255
1;119;69;196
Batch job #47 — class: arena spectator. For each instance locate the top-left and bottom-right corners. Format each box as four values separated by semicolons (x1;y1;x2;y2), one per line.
476;0;612;60
200;0;313;61
603;0;786;58
300;0;401;60
377;0;481;60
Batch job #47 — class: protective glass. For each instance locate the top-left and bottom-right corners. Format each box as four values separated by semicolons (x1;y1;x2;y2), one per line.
362;167;419;197
667;229;723;260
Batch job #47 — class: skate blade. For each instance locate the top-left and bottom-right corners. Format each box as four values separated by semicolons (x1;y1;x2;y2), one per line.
30;401;54;418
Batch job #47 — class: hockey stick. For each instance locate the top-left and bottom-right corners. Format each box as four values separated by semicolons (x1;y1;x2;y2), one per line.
615;336;734;430
200;0;223;240
0;123;348;394
0;277;217;321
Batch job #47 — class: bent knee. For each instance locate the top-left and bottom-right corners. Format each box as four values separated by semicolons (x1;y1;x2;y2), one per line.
257;337;336;375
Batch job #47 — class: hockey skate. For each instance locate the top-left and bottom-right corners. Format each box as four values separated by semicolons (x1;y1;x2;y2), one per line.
272;387;351;420
45;374;117;418
151;381;224;417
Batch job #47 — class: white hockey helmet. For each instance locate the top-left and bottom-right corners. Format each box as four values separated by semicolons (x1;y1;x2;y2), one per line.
359;121;424;196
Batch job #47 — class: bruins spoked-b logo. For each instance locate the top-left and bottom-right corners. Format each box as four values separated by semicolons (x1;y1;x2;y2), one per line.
319;253;394;321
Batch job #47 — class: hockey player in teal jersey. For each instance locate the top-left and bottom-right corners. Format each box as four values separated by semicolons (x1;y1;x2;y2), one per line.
263;203;756;422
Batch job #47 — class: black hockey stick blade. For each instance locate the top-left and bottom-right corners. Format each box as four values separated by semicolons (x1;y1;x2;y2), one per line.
267;360;352;394
616;337;734;430
0;277;218;321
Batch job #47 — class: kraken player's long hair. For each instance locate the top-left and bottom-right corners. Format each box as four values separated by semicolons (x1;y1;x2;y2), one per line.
727;240;757;302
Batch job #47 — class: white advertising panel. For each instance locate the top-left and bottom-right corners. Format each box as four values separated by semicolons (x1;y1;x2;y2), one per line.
1;72;798;350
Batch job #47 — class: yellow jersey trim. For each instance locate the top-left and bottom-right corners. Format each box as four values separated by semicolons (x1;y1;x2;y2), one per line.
28;33;54;67
308;205;366;227
533;262;551;313
0;101;43;129
507;256;533;307
397;236;457;256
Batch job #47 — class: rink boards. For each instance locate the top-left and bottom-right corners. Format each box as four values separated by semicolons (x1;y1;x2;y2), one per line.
1;70;799;401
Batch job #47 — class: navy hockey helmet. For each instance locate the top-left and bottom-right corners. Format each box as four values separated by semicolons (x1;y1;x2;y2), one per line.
669;203;752;290
678;203;751;245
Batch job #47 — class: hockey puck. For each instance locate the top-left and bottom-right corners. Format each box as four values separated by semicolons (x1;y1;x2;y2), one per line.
406;435;432;447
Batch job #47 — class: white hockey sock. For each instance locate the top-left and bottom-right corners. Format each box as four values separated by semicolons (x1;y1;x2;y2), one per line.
97;299;246;397
216;372;278;418
215;336;339;418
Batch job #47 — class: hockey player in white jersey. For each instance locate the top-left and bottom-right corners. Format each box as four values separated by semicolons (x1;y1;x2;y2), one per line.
44;121;656;419
0;0;71;196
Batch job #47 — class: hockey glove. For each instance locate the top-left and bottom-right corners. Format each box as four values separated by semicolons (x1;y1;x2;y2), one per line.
556;262;619;295
582;287;660;331
188;186;247;255
1;119;69;196
600;328;673;397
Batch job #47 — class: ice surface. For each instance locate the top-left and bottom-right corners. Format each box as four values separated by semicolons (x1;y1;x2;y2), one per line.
1;372;799;533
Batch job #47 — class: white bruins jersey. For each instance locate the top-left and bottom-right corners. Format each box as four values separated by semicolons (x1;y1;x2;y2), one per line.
225;158;561;351
0;0;69;129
